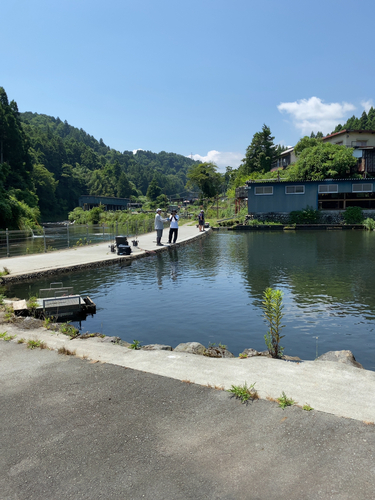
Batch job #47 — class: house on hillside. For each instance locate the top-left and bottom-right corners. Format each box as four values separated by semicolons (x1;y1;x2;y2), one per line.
322;129;375;175
271;147;297;171
245;179;375;215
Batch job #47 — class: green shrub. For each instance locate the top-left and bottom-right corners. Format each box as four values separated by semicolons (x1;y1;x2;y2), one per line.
363;218;375;230
262;287;285;359
343;206;364;224
130;339;142;350
289;206;320;224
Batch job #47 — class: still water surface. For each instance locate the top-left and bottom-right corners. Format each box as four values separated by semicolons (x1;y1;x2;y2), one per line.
6;231;375;370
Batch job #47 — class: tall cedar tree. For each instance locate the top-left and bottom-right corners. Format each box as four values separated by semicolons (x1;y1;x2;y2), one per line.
0;87;32;192
242;124;279;174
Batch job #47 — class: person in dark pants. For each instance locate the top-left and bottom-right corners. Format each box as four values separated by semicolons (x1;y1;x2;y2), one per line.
154;208;168;246
168;210;179;244
198;210;205;232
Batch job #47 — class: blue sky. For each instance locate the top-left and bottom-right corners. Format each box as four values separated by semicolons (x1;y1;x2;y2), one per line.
3;0;375;171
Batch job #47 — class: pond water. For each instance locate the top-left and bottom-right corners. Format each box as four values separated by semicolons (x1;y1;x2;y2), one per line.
5;230;375;370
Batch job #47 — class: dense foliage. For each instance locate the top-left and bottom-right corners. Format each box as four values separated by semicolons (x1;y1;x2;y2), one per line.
0;88;40;229
186;162;223;199
343;206;364;224
286;142;358;181
0;86;201;228
21;112;199;217
289;207;321;224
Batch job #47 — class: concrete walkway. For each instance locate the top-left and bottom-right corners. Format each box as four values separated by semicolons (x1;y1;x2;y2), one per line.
0;222;207;281
1;322;375;424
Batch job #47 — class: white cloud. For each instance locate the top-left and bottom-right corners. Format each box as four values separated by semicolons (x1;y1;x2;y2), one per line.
132;148;144;155
277;96;356;136
189;150;243;171
361;99;374;112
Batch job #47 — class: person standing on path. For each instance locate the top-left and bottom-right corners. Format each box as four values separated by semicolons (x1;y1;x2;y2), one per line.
198;210;205;232
154;208;169;246
168;210;179;244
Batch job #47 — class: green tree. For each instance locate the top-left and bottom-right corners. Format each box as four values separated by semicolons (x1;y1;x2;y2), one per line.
367;107;375;129
262;288;285;359
359;111;368;129
117;171;133;198
146;177;162;201
241;124;279;174
0;87;33;193
32;164;58;213
294;136;322;156
288;142;357;181
186;162;222;198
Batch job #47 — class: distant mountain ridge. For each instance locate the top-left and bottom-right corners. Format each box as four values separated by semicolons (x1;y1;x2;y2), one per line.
19;111;199;217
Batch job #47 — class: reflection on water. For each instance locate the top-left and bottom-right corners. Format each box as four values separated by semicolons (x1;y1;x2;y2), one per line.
6;231;375;370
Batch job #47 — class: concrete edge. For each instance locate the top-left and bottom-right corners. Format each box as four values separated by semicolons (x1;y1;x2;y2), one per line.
2;324;375;424
0;229;211;283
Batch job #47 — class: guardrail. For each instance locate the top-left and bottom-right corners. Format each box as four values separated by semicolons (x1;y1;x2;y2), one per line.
0;220;158;258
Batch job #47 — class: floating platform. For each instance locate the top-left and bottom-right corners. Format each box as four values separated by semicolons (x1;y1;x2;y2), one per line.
13;282;96;320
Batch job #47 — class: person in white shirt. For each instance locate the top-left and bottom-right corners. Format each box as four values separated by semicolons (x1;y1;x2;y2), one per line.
154;208;168;246
168;210;179;244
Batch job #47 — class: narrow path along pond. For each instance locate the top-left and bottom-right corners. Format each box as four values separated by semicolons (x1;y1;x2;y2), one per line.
6;230;375;370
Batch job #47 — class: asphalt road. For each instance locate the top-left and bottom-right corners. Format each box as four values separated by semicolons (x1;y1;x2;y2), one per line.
1;341;375;500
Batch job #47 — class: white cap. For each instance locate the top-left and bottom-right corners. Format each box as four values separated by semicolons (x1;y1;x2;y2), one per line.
156;208;161;212
200;209;204;212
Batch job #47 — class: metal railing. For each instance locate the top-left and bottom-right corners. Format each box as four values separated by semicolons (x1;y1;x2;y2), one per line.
0;220;157;259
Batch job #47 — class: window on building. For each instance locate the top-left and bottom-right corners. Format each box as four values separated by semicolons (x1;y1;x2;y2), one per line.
254;186;273;195
318;184;338;193
352;183;373;193
285;185;305;194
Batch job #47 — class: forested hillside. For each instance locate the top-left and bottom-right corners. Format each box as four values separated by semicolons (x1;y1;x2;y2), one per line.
20;112;198;215
0;86;199;228
332;107;375;133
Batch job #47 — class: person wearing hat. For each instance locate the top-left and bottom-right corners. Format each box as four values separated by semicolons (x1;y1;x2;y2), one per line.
154;208;168;246
168;210;179;244
198;210;205;232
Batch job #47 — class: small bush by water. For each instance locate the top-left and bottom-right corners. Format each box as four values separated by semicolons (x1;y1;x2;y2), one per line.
344;206;364;224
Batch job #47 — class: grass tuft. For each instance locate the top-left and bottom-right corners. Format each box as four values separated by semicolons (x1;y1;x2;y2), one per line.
0;331;15;341
228;382;258;403
58;346;76;356
302;403;313;411
27;339;46;350
0;267;10;277
59;322;79;339
277;391;296;409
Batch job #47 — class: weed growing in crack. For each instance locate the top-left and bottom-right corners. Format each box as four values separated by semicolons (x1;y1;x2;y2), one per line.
277;391;295;409
0;331;15;341
302;403;313;411
27;339;47;349
60;322;79;339
58;346;76;356
228;382;258;403
130;339;142;350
